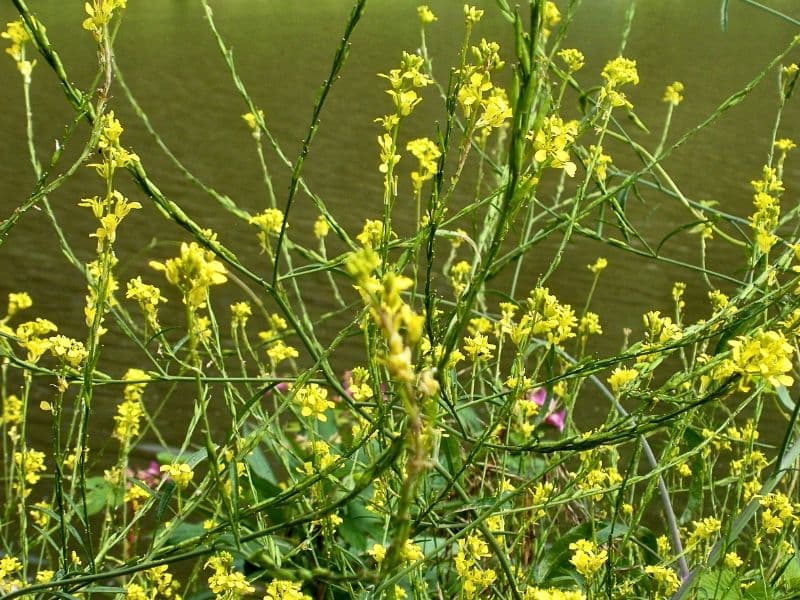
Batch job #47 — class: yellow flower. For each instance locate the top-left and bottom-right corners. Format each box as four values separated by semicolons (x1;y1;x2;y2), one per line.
464;5;484;24
264;579;311;600
230;301;252;327
558;48;585;72
568;539;607;579
406;137;441;191
150;242;227;310
368;543;387;563
728;329;794;391
529;115;579;177
294;383;335;422
607;367;638;392
644;565;680;595
724;552;743;568
417;5;437;24
6;292;32;318
205;552;254;598
463;332;496;361
313;215;330;239
662;81;684;105
160;462;194;489
241;109;264;139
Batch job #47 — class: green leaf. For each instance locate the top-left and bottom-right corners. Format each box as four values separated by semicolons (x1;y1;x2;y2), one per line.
83;476;124;516
695;569;742;600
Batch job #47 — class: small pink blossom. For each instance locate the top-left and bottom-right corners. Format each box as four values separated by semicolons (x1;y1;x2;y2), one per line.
527;388;566;432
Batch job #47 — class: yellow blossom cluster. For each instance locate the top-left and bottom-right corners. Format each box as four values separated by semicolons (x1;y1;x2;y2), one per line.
758;492;795;534
82;0;126;41
48;334;88;368
345;248;426;384
113;368;149;444
160;462;194;489
13;447;46;496
529;115;579;177
750;156;791;255
14;317;58;363
0;556;23;595
263;579;311;600
727;329;794;391
346;366;374;401
250;208;286;253
588;145;613;183
598;56;640;109
406;137;441;192
522;587;585;600
568;538;607;579
662;81;684;106
294;383;335;422
456;37;512;134
644;564;680;597
1;19;36;80
127;276;167;332
417;5;437;25
205;552;254;599
503;287;577;348
607;366;638;393
454;532;497;599
558;48;585;73
150;241;227;312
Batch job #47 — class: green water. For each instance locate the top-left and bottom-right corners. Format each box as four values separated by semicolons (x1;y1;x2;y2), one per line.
0;0;798;448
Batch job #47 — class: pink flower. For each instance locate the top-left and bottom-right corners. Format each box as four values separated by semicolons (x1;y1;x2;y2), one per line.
527;388;566;432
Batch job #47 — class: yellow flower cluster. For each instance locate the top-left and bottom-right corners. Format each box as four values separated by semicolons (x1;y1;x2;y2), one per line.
406;137;441;192
146;565;181;598
313;215;329;239
347;367;374;401
454;532;497;599
250;208;286;253
160;462;194;489
687;516;721;546
1;394;22;427
294;383;335;422
558;48;585;73
504;287;577;348
588;145;613;183
1;19;36;80
379;51;432;120
0;556;23;595
607;367;638;393
522;587;585;600
568;538;607;579
13;447;46;496
727;329;794;391
463;332;496;362
127;276;167;332
48;334;88;368
643;564;680;596
15;317;58;363
266;340;299;367
113;368;149;444
417;5;437;25
82;0;127;41
749;163;787;255
150;241;227;312
263;579;311;600
759;492;795;534
598;56;640;109
529;115;579;177
205;552;254;599
345;249;425;384
456;37;512;134
662;81;684;106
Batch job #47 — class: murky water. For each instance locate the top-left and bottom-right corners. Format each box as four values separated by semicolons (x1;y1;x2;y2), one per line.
1;0;798;449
